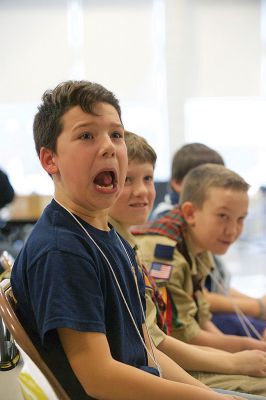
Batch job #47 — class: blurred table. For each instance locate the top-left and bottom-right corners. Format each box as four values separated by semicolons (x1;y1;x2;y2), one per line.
3;194;52;224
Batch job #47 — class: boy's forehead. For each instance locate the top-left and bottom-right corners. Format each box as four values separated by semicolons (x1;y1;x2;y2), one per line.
127;160;155;172
128;159;154;167
204;186;221;199
61;103;121;129
203;186;248;208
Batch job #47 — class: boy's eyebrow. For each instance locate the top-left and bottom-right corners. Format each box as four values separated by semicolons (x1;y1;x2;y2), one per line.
109;122;124;129
72;122;124;131
215;205;248;216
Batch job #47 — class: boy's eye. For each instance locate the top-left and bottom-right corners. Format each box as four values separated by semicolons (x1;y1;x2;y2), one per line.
144;175;153;182
125;176;132;184
111;131;123;139
80;132;93;140
218;213;228;220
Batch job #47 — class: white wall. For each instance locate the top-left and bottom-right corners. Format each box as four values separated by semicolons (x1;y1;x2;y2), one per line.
164;0;261;156
0;0;264;194
0;0;170;192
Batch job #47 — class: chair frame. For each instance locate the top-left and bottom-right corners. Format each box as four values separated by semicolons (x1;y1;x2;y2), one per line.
0;278;70;400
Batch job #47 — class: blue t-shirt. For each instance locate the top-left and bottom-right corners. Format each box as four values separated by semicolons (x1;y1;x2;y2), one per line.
11;200;158;399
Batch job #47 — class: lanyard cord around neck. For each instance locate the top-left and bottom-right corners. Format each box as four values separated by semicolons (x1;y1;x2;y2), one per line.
53;198;162;376
197;256;263;340
116;233;161;376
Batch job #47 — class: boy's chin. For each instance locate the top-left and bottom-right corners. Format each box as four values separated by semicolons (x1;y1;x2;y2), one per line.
134;217;149;226
213;251;226;256
212;247;230;256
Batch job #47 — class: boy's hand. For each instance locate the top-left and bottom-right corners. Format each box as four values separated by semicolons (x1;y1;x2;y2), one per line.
232;349;266;377
242;336;266;350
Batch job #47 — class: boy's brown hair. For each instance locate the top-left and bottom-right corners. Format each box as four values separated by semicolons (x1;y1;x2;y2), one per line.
171;142;224;182
179;163;250;207
33;80;122;158
124;131;157;167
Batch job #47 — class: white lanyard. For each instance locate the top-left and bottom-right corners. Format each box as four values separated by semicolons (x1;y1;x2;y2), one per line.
197;256;262;340
53;198;162;376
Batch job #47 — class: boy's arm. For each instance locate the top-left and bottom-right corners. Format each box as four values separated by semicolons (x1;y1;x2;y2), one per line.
144;286;266;378
188;323;266;352
153;250;266;352
57;328;238;400
204;289;262;317
134;235;210;343
153;257;266;351
229;287;256;299
142;324;209;390
158;334;266;377
152;345;211;390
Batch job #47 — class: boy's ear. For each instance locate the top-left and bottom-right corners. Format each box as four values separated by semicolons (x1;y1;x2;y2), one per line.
181;201;197;226
40;147;58;175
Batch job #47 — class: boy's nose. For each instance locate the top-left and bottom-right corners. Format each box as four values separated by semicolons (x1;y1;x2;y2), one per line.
101;136;115;158
133;182;147;197
225;222;240;239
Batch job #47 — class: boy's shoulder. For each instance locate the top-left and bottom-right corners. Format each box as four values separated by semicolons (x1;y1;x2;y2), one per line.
134;233;176;256
132;208;187;266
134;227;185;275
108;216;136;249
19;200;98;264
26;200;71;246
132;207;186;243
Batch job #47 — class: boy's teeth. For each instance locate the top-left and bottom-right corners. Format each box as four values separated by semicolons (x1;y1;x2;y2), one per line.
96;184;114;189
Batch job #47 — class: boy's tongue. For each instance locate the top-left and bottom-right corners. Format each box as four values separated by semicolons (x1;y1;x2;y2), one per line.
94;171;113;187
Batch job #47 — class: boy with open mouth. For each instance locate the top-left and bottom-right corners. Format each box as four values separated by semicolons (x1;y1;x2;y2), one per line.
11;81;246;400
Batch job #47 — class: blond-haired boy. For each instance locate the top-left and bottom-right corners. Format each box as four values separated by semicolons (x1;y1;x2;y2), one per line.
152;142;266;339
134;163;266;352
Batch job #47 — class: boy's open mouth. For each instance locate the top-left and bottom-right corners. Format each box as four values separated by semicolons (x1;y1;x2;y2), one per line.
93;170;117;190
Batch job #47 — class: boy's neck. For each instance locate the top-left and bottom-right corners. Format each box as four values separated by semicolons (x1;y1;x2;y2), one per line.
184;228;206;256
54;196;110;231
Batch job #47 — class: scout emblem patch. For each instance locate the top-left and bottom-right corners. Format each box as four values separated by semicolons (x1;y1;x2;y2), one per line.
154;244;174;260
149;262;172;280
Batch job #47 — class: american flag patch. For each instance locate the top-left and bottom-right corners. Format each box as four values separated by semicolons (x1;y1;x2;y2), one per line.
149;262;172;280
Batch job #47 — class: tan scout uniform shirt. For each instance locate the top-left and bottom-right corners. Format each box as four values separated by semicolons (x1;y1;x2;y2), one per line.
108;219;266;396
109;217;166;347
134;233;214;343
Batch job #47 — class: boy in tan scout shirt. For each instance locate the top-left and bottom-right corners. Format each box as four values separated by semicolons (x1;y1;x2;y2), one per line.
133;162;266;354
152;142;266;339
109;131;266;397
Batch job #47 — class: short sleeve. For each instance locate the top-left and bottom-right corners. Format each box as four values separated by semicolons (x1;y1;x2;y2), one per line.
165;251;201;342
135;235;202;343
28;250;105;342
145;288;166;346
